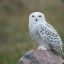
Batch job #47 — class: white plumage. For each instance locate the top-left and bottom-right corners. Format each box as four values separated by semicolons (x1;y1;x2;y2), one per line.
29;12;63;56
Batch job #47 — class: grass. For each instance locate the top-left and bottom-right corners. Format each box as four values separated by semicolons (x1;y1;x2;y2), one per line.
0;0;64;64
0;35;35;64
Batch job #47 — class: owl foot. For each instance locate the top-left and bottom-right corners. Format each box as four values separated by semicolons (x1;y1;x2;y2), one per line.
37;46;47;50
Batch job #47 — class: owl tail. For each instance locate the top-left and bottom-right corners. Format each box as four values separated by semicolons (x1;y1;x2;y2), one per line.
61;51;64;60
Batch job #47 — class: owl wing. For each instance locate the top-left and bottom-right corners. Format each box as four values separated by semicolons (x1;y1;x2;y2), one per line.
45;22;56;31
37;23;62;55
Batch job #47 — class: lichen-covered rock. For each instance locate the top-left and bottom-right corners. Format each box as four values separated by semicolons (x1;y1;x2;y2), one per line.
17;48;64;64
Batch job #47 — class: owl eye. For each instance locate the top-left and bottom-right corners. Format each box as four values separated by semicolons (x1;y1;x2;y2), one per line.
32;15;34;17
39;15;42;17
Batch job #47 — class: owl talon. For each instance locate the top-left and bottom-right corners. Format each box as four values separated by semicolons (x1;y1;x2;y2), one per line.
38;46;47;50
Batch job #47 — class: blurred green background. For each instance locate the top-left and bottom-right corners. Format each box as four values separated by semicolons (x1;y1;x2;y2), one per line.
0;0;64;64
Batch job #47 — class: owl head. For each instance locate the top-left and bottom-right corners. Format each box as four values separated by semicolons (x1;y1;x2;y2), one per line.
29;12;46;27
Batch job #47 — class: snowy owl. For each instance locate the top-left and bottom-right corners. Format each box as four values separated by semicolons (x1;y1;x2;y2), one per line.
28;12;63;56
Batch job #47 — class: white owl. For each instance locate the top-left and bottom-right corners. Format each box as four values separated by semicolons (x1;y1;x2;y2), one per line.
29;12;63;56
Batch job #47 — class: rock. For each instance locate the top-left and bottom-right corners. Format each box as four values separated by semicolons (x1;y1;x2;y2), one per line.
17;48;64;64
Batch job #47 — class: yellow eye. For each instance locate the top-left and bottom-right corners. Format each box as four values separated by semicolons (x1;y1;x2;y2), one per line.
39;15;42;17
32;15;34;17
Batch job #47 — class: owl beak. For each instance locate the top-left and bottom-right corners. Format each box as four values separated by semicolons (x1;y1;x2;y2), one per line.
35;19;37;21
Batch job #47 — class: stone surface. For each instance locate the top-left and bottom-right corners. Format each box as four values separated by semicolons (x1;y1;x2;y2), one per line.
17;48;64;64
